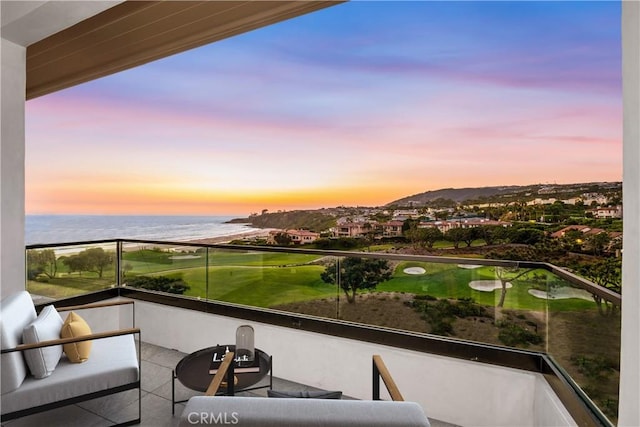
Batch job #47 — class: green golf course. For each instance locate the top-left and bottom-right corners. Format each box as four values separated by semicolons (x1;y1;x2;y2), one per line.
119;248;597;312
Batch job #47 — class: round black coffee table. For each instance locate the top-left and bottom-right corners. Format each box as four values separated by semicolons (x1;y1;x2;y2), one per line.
171;344;272;413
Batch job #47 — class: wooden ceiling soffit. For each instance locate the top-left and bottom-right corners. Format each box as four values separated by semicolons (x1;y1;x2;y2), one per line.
26;1;342;99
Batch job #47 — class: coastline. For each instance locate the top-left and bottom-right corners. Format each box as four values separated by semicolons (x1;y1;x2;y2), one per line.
186;228;277;245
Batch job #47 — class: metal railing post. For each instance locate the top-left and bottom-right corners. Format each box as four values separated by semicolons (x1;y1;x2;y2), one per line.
372;356;381;400
206;247;209;300
116;240;122;288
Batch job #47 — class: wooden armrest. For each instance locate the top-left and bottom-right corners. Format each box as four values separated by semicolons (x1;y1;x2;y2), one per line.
56;300;133;312
373;355;404;401
1;328;140;354
206;351;235;396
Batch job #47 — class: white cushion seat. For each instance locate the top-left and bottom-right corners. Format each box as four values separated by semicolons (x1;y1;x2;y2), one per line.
180;396;431;427
1;334;138;414
1;291;140;424
1;291;37;394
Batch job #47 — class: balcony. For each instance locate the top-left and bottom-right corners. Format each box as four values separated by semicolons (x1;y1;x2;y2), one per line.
16;239;621;426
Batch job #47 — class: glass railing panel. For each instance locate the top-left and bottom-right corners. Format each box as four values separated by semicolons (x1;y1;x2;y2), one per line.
26;242;118;302
335;257;547;350
204;248;339;316
120;242;207;298
25;239;620;423
547;280;620;423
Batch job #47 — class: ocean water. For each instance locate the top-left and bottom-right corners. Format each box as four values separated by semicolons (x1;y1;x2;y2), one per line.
25;215;259;245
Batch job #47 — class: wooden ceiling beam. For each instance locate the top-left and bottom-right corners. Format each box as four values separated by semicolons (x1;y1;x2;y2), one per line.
26;1;342;99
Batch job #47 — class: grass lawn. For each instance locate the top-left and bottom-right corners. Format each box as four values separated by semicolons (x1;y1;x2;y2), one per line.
377;261;597;312
127;251;597;313
123;249;321;272
27;275;115;299
38;249;598;314
431;239;486;249
156;264;333;307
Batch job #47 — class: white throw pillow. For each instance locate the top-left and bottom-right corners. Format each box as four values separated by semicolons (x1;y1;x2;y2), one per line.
22;305;64;378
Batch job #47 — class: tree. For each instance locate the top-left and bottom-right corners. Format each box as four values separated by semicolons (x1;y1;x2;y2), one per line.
495;267;532;308
273;232;292;246
401;218;419;234
405;226;444;249
434;210;449;220
62;254;90;276
461;227;480;247
320;257;392;304
403;224;423;248
576;258;621;316
445;227;466;249
479;225;508;246
560;229;585;252
26;249;58;279
421;227;443;248
61;247;114;278
584;232;611;256
121;262;134;278
82;247;114;278
508;227;545;245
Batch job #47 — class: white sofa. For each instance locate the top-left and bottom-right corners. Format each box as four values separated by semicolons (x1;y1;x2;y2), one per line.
0;291;140;424
180;396;431;427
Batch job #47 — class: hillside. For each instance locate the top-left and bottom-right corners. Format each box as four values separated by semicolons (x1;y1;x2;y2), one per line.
388;185;527;206
228;181;621;231
228;210;336;232
387;182;621;206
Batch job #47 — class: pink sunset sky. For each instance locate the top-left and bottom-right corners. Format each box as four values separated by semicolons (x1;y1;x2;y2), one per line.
25;2;622;216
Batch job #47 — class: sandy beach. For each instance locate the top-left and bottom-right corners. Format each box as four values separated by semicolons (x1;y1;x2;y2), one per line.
187;228;277;245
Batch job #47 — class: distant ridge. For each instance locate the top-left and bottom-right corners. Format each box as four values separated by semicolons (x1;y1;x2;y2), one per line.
387;185;527;205
386;182;621;206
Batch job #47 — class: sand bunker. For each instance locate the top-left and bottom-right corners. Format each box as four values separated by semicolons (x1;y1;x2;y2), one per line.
469;280;512;291
528;287;593;301
458;264;482;269
168;255;201;260
404;267;426;275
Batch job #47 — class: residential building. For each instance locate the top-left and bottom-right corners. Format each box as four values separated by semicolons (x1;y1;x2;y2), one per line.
267;229;320;245
393;209;420;218
332;221;371;238
590;205;623;219
582;193;610;206
379;220;404;237
420;218;511;234
550;225;607;239
526;198;558;206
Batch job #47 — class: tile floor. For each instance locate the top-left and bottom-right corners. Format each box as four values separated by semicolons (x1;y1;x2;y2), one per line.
3;342;457;427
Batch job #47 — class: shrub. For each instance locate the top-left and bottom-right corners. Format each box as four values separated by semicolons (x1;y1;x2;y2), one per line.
430;320;454;336
497;322;543;347
126;275;189;294
571;355;617;379
414;294;437;301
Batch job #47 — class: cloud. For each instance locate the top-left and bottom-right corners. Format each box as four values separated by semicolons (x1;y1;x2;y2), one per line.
25;1;622;215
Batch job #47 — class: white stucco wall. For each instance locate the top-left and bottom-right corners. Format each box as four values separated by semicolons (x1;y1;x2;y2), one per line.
0;38;26;300
63;297;134;333
135;299;576;427
620;1;640;426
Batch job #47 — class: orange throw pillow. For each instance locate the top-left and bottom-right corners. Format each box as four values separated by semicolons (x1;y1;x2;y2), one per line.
60;311;92;363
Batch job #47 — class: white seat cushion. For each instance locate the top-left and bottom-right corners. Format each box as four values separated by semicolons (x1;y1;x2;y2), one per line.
22;305;64;378
1;334;139;414
1;291;37;394
180;396;431;427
